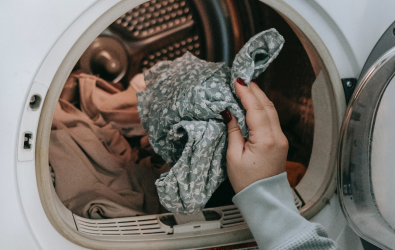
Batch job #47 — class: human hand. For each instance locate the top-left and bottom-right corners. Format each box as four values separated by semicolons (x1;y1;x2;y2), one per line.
221;78;288;193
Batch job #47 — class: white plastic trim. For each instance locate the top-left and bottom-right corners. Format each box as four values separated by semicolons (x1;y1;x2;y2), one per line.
73;205;246;238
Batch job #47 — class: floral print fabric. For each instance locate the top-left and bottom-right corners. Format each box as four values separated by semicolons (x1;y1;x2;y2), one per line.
137;28;284;214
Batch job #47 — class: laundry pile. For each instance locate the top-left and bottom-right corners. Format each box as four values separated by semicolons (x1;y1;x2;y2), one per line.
137;28;287;214
50;29;307;219
49;72;170;219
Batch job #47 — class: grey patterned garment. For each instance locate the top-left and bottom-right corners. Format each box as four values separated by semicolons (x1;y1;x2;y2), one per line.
137;28;284;214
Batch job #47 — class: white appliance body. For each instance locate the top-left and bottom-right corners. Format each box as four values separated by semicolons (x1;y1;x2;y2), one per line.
1;0;394;249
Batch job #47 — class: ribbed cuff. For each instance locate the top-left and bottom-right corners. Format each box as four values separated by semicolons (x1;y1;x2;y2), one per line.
232;172;311;249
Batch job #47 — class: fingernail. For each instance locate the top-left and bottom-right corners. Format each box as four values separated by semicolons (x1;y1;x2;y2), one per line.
220;110;232;123
236;77;247;86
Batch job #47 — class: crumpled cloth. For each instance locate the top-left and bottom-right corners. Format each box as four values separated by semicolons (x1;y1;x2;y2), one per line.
50;73;167;219
137;28;285;214
61;72;146;137
285;161;306;188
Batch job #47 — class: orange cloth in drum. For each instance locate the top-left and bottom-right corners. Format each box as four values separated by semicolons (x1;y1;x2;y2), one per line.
285;161;306;189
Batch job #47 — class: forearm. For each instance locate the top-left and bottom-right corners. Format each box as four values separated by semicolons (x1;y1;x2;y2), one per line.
232;172;340;250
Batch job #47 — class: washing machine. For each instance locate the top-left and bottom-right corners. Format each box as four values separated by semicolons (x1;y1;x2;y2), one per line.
2;0;395;249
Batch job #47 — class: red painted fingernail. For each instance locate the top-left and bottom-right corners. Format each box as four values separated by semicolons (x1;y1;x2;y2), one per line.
236;77;247;86
220;110;232;123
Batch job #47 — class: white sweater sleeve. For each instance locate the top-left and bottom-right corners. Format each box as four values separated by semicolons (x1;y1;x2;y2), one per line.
232;172;341;250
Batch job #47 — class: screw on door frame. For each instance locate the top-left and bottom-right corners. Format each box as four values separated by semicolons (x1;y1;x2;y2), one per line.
342;78;357;104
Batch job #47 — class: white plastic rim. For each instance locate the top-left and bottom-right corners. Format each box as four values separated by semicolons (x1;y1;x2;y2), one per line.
33;1;251;249
22;0;346;249
262;0;345;219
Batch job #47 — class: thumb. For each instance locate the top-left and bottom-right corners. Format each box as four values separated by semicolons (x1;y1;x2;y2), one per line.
221;110;244;155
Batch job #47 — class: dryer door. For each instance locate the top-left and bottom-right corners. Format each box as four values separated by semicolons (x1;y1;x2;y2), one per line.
338;22;395;250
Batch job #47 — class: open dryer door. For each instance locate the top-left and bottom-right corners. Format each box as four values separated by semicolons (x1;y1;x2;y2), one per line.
338;21;395;250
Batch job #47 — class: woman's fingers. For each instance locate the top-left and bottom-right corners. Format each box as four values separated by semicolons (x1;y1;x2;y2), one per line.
221;110;244;157
249;82;282;134
235;78;272;142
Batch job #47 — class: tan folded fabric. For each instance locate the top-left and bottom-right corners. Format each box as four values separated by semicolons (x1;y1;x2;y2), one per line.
61;72;145;137
49;73;167;219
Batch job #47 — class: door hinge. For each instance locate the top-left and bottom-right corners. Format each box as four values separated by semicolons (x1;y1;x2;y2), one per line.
342;78;357;104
